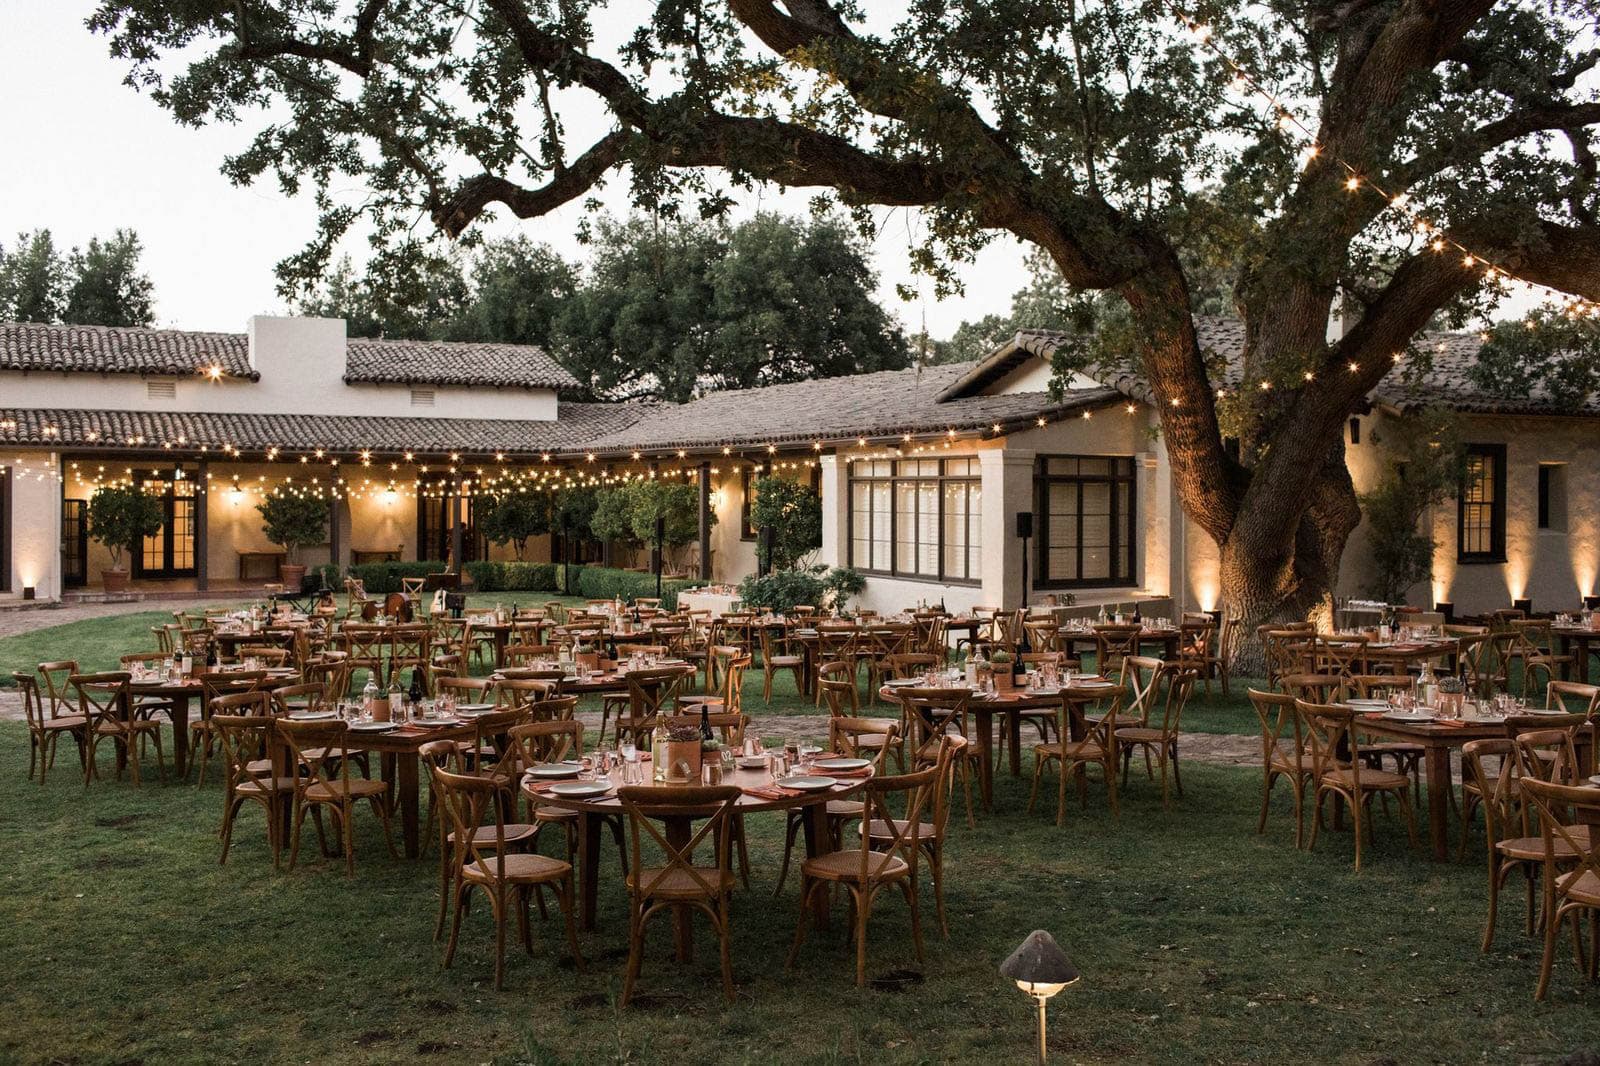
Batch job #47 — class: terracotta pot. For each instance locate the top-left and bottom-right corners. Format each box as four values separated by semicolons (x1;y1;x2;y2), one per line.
575;650;601;673
992;667;1015;693
278;563;307;591
662;740;702;784
102;568;130;593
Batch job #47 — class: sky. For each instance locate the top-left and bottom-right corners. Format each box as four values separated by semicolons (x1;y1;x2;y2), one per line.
0;3;1034;339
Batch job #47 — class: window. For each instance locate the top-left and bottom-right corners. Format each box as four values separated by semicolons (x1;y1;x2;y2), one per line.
1036;455;1137;587
848;457;980;583
1538;464;1567;531
1458;444;1506;562
741;467;758;541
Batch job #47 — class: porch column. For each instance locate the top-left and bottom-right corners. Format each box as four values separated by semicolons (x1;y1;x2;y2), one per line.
449;477;464;572
979;449;1036;610
195;460;209;592
698;460;712;581
817;454;846;570
328;493;341;572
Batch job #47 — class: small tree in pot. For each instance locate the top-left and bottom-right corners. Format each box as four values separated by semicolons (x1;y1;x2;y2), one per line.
256;491;329;590
87;485;163;592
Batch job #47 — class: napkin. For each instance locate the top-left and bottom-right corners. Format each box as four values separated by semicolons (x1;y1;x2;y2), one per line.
525;778;560;793
1361;712;1386;720
742;785;803;800
823;766;873;778
1432;718;1468;729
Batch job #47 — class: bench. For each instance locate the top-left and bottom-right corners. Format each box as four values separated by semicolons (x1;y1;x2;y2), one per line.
352;548;402;565
238;551;286;580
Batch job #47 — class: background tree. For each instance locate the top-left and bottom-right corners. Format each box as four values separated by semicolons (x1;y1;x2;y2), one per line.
749;476;822;570
94;0;1600;648
63;230;155;327
1356;410;1464;606
86;485;163;573
255;491;328;566
1;227;156;327
588;484;639;547
476;491;550;561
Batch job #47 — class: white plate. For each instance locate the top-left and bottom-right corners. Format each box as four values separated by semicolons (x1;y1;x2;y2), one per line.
457;703;497;715
1073;681;1117;690
528;762;583;780
1346;699;1390;709
288;711;337;721
737;756;769;770
656;658;686;665
423;717;464;727
884;678;922;687
548;781;611;798
349;721;398;733
1588;775;1600;788
813;757;871;772
776;775;837;792
1383;712;1435;722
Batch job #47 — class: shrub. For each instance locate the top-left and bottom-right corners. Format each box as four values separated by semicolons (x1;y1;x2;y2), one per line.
324;560;452;594
476;493;550;560
570;565;697;610
463;560;558;592
737;567;826;613
822;566;867;612
87;485;164;571
255;491;329;564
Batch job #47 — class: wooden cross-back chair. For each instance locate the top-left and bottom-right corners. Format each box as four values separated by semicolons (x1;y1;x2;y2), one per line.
1509;620;1574;696
1248;688;1312;847
275;718;398;876
1315;634;1370;683
212;710;293;867
614;667;682;750
1092;623;1143;679
863;732;963;939
1031;680;1123;827
758;628;806;704
191;670;273;786
617;785;742;1006
1296;700;1419;871
786;753;941;987
1114;663;1197;810
433;764;581;989
74;671;166;787
1515;776;1600;1000
812;625;860;707
15;670;86;785
893;686;978;828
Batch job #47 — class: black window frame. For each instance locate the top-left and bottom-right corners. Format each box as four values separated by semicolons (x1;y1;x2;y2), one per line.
1034;454;1138;589
740;467;758;541
0;466;11;593
846;457;981;586
1457;443;1507;563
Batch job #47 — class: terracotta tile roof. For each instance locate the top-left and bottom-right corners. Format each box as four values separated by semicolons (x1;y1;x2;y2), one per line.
1000;316;1600;417
0;402;643;455
580;362;1121;452
343;338;578;390
0;321;580;391
0;321;257;379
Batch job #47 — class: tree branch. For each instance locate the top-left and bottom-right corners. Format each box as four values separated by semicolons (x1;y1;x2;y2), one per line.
433;130;631;237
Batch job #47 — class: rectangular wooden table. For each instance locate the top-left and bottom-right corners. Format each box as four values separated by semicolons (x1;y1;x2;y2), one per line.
1349;714;1502;861
364;721;477;857
1553;627;1600;684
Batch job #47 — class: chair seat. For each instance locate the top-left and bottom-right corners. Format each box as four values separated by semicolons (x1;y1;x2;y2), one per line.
460;852;571;885
1321;768;1411;791
678;695;724;708
767;655;804;667
534;806;580;823
95;719;162;736
1557;868;1600;907
1036;740;1107;761
1114;727;1172;744
40;715;87;731
1268;753;1307;777
236;775;302;795
447;823;538;847
825;799;865;819
801;849;910;883
307;777;388;801
627;866;736;900
1497;829;1592;862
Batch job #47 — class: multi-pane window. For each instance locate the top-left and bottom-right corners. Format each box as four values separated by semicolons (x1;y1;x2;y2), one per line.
1458;444;1506;562
849;458;980;583
1036;456;1136;587
741;467;758;540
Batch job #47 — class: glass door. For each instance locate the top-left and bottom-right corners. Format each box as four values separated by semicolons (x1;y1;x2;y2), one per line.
61;499;88;587
133;472;197;578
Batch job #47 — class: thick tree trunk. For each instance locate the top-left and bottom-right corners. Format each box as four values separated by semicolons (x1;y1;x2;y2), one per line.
1219;457;1361;677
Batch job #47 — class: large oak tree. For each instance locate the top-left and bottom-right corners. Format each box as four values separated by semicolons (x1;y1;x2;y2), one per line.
92;0;1600;635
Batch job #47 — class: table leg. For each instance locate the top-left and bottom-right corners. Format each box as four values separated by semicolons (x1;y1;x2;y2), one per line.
1423;745;1451;862
577;812;601;931
666;818;695;962
801;802;832;932
975;707;995;809
494;630;510;669
1560;636;1573;682
170;695;191;777
1008;713;1022;779
397;752;421;859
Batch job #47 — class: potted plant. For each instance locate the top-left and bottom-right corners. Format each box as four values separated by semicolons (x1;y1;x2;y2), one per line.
989;648;1015;693
87;485;163;593
822;566;867;614
573;641;601;673
255;491;328;591
662;721;704;784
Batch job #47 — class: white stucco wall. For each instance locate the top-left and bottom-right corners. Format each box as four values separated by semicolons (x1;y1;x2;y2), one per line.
4;451;61;601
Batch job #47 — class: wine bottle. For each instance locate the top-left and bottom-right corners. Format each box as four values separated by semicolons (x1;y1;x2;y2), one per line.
699;704;714;743
408;668;423;704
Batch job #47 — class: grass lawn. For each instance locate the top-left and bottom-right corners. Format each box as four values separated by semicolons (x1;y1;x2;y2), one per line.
4;607;1598;1063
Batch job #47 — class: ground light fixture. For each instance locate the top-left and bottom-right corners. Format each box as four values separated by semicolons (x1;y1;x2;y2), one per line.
999;929;1079;1064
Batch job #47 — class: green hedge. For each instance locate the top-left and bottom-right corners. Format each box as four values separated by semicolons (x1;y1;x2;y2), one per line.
565;565;699;610
313;560;451;595
462;560;558;592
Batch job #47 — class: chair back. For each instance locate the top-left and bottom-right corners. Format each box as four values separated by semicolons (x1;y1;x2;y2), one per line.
390;624;431;669
1296;700;1370;790
1546;681;1600;716
1121;656;1168;726
269;682;327;717
71;671;132;728
617;785;742;901
496;678;558;712
1462;738;1523;843
436;676;497;704
38;660;79;717
1508;724;1583;785
508;719;584;768
854;759;940;877
1315;634;1369;682
1092;624;1142;676
13;671;47;733
1248;688;1306;774
625;667;683;722
818;661;859;716
1278;673;1345;704
894;687;971;755
885;652;938;680
1352;674;1413;700
430;765;521;884
1518;777;1600;888
211;689;276;719
1261;628;1315;685
829;716;901;771
212;713;283;794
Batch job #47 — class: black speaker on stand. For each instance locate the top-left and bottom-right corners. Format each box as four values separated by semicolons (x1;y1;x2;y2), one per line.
653;516;666;600
1015;512;1035;672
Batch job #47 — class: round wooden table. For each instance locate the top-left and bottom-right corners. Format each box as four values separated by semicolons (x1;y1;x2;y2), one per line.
523;763;868;959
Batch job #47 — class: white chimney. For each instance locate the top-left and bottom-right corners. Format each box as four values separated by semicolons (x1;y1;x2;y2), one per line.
246;315;347;394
